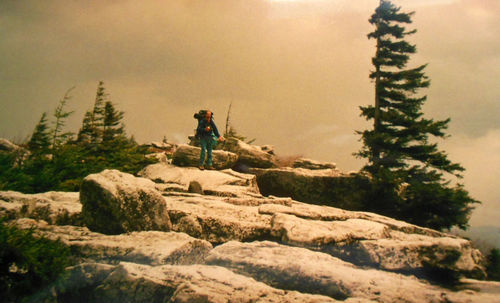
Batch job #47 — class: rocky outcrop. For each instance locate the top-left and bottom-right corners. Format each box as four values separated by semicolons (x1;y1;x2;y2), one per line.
250;167;371;209
2;162;496;302
165;194;274;243
138;163;260;197
79;165;485;279
292;157;337;170
14;218;212;266
205;241;490;303
0;190;81;224
80;169;171;234
29;262;348;303
150;140;177;152
172;144;238;169
224;138;277;169
268;213;484;279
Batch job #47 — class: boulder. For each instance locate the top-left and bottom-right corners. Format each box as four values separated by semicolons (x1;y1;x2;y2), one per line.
188;180;203;194
224;138;277;168
250;167;370;209
138;163;260;197
30;262;347;303
80;169;171;234
14;218;212;266
292;157;337;170
206;241;490;303
172;144;238;169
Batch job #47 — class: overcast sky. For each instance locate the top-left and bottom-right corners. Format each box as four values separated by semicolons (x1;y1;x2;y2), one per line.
1;0;498;227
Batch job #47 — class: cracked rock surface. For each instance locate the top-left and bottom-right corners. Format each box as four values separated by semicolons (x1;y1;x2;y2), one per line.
2;163;496;302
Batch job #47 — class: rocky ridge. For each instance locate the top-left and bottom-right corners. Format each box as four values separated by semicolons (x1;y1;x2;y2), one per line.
1;141;498;302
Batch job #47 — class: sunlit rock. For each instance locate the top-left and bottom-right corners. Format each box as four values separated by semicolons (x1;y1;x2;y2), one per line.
224;138;277;168
30;262;347;303
80;169;171;234
14;218;212;266
0;190;81;224
206;241;489;303
138;163;260;197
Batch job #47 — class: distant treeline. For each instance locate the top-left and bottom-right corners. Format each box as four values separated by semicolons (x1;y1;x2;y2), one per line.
0;81;156;193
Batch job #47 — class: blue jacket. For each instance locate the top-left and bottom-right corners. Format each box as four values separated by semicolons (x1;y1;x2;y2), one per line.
196;118;220;139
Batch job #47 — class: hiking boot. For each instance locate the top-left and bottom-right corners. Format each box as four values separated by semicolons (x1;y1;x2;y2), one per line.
206;166;215;170
198;166;205;170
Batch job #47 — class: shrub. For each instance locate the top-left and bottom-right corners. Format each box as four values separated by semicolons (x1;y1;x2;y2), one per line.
0;218;72;302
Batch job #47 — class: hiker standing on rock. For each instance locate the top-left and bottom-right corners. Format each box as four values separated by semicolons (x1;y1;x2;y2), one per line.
196;110;224;170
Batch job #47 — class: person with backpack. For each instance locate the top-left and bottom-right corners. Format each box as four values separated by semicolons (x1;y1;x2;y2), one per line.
195;110;224;170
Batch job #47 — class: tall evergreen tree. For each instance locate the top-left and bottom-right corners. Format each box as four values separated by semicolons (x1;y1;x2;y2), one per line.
27;112;51;154
355;0;478;230
51;87;75;152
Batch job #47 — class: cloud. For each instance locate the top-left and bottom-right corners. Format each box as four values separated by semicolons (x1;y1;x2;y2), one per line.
398;0;459;7
441;129;500;227
0;0;498;227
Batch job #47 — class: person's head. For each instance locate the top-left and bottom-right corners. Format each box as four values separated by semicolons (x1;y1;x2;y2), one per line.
205;111;212;121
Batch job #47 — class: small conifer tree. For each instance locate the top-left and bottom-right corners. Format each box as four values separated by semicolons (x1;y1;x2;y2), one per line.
77;111;94;144
51;87;75;152
102;101;125;143
27;113;51;155
89;81;107;144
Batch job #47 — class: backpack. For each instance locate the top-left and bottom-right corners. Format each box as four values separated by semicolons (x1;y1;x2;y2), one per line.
193;110;215;140
193;110;211;120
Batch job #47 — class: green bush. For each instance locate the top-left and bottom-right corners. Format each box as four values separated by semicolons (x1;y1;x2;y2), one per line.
0;218;72;302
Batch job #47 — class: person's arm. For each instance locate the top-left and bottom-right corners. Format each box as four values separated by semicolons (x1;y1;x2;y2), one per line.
211;120;221;138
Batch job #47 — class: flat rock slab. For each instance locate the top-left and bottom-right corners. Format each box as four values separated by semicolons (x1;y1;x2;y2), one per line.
30;262;359;303
14;218;212;266
0;190;81;223
260;202;444;237
292;157;337;170
205;241;494;303
262;202;484;277
271;213;391;246
166;195;273;244
352;231;485;276
139;163;260;197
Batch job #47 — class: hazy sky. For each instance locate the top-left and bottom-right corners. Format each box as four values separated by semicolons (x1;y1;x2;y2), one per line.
1;0;498;227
